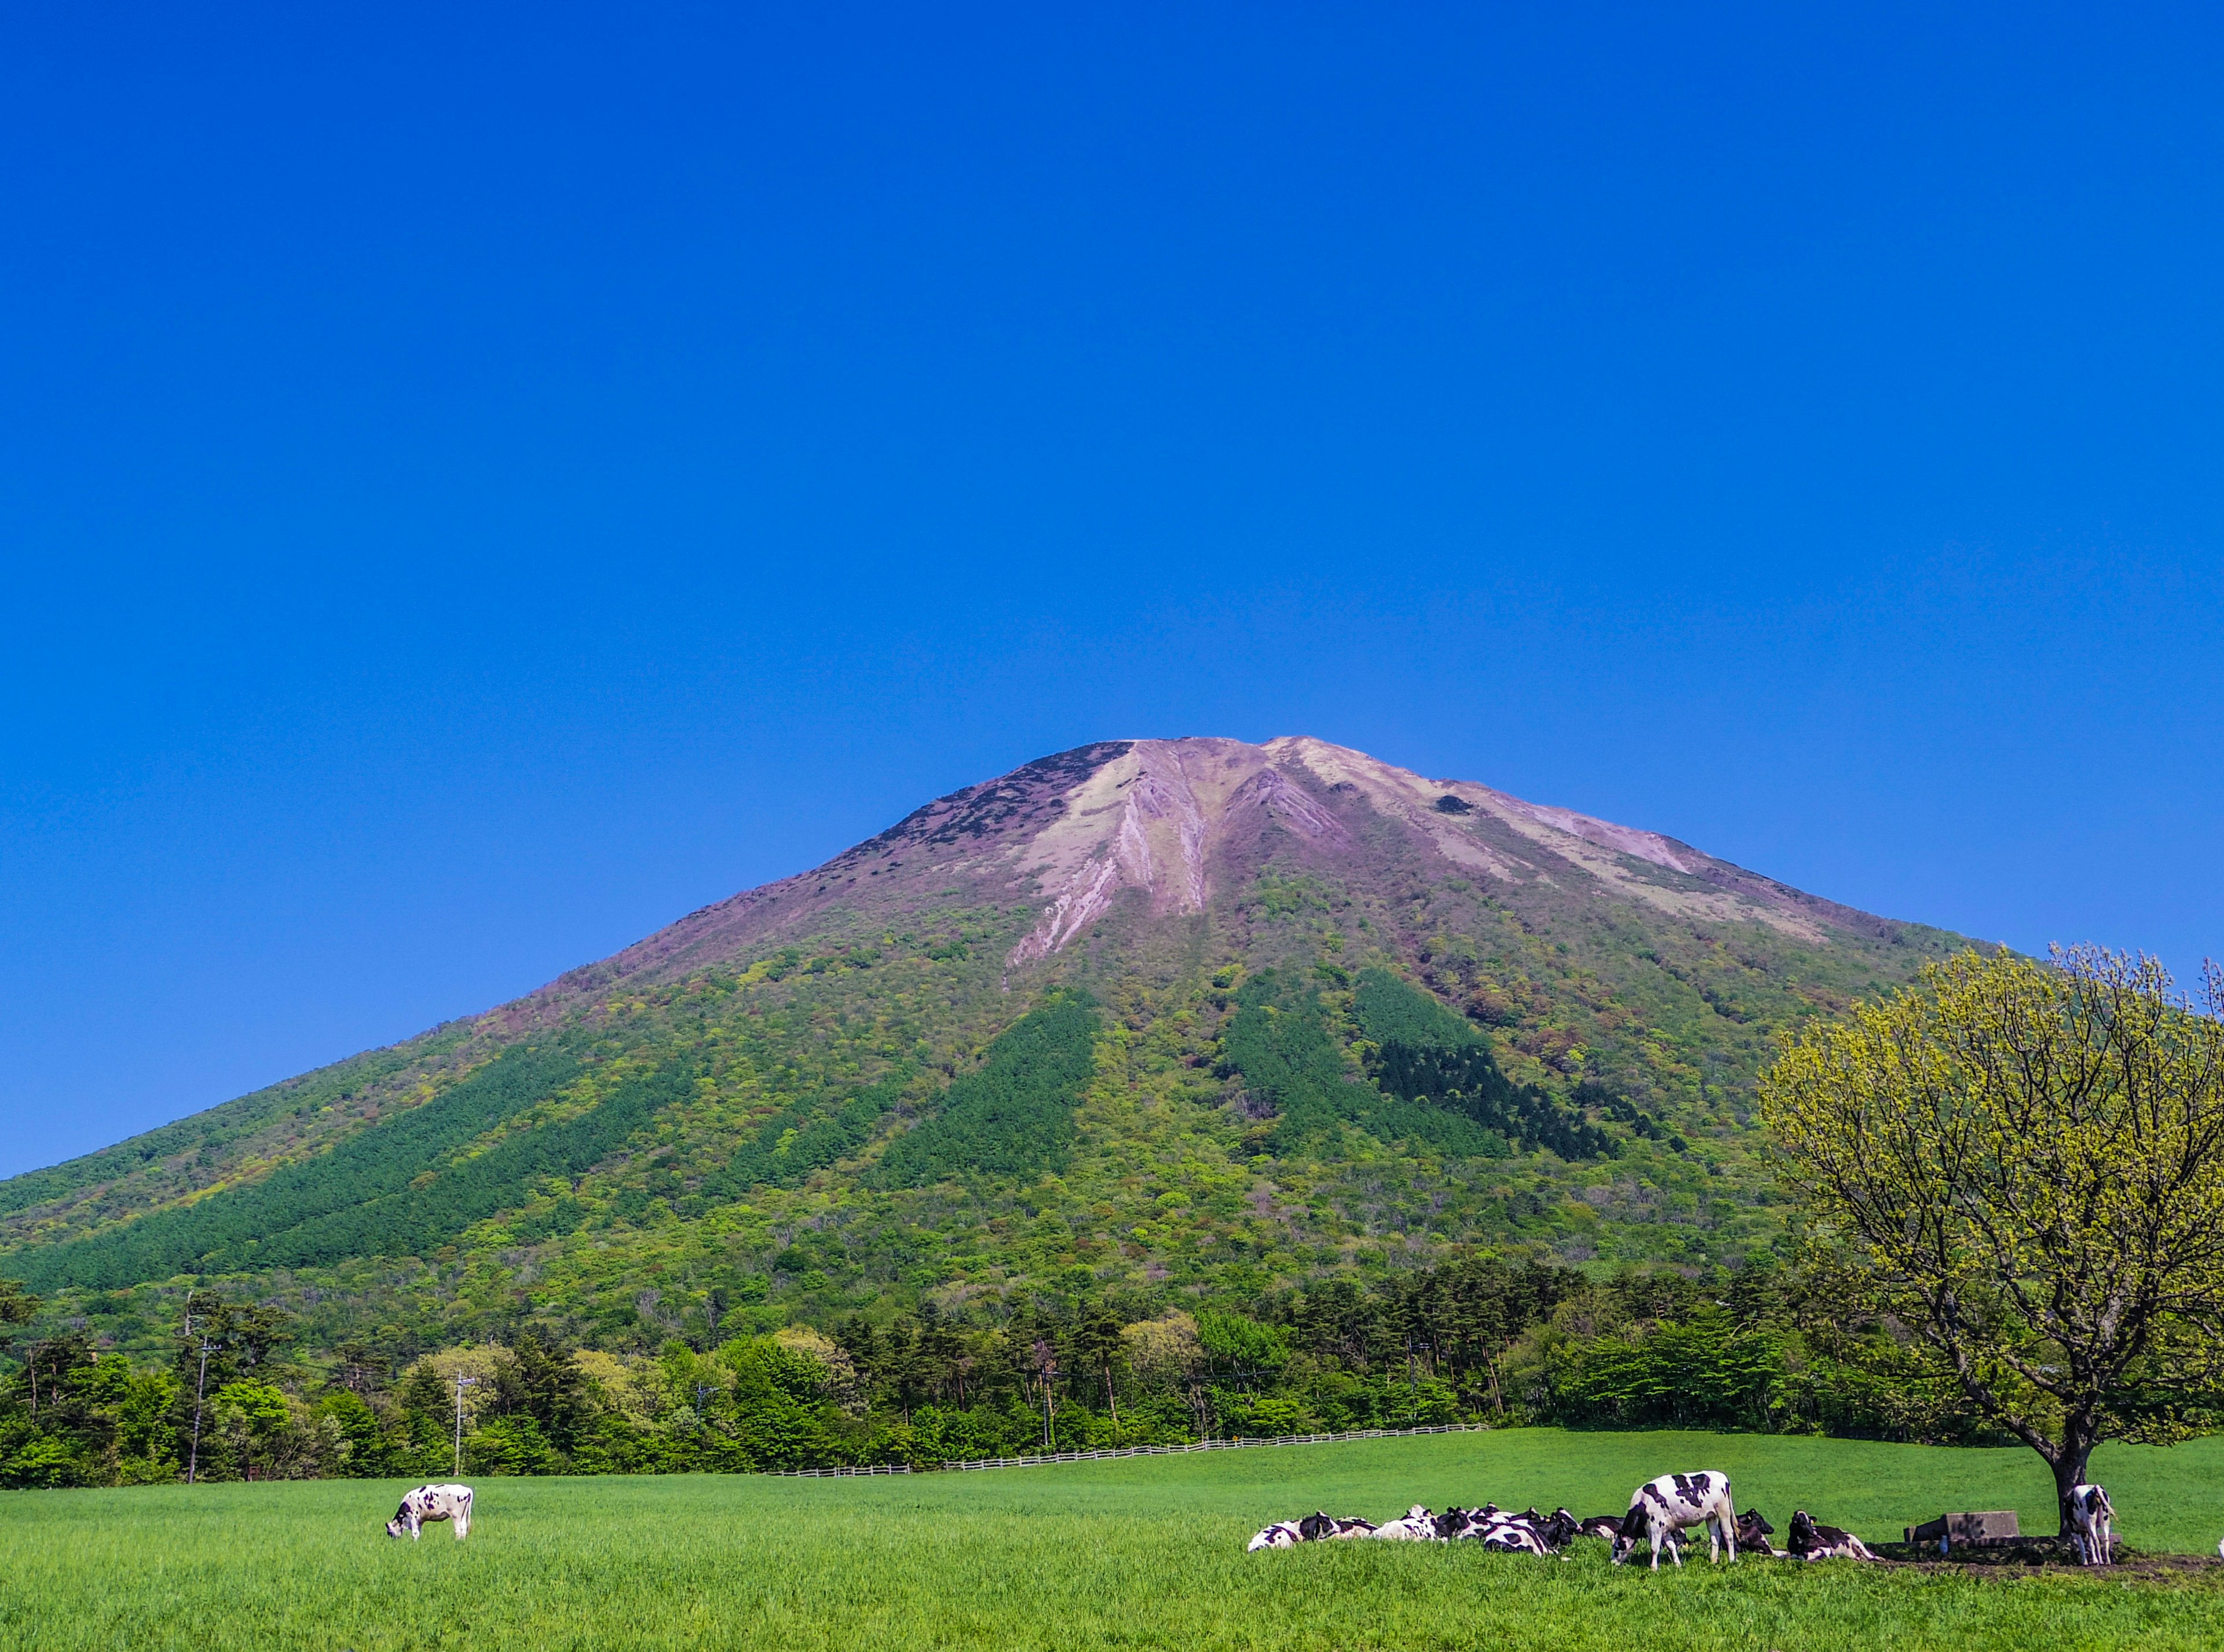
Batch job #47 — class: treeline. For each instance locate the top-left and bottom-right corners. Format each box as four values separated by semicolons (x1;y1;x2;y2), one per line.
0;1253;2019;1488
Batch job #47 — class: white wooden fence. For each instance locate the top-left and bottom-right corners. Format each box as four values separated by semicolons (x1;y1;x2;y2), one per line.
772;1421;1486;1477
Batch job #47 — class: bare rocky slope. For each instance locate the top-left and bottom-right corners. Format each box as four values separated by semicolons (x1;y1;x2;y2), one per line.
0;738;1967;1356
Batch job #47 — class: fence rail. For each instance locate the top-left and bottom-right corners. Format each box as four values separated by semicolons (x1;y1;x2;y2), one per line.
773;1422;1486;1477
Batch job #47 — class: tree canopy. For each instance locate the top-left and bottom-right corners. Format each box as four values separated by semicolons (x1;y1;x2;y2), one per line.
1760;946;2224;1528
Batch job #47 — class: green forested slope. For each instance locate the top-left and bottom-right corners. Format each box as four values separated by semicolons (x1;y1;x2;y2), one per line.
0;739;1970;1372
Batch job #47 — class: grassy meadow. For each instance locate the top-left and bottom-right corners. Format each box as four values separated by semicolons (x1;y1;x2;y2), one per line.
6;1428;2223;1651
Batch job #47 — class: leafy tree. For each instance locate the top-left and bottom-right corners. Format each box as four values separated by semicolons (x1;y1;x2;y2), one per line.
489;1329;592;1457
1069;1306;1126;1419
1760;946;2224;1532
0;1279;39;1357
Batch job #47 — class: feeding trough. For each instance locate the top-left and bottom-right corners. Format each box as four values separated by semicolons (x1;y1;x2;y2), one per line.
1905;1511;2020;1555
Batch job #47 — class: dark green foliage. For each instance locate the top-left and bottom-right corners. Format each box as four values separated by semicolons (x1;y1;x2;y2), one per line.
488;1329;593;1456
232;1055;697;1270
1217;970;1361;1152
1356;968;1615;1160
1351;966;1480;1051
0;1035;462;1224
17;1043;592;1291
701;1074;910;1200
1220;967;1582;1159
1543;1305;1787;1431
876;993;1100;1186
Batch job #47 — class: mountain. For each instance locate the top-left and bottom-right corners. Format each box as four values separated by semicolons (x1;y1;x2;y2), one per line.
0;737;1966;1357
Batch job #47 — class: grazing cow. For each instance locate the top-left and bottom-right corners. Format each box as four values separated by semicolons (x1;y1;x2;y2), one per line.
1735;1509;1779;1557
1786;1510;1874;1562
1611;1471;1739;1570
386;1483;473;1541
1368;1505;1446;1541
2066;1483;2115;1567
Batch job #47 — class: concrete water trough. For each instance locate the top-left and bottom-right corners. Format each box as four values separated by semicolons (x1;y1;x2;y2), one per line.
1905;1511;2020;1554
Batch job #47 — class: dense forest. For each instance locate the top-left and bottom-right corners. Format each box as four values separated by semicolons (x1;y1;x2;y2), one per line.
0;1247;2027;1488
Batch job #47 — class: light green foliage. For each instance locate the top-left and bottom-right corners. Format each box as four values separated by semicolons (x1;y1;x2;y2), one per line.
1761;946;2224;1513
6;1432;2224;1650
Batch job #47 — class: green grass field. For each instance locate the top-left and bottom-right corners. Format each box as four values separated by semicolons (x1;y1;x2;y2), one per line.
7;1430;2223;1651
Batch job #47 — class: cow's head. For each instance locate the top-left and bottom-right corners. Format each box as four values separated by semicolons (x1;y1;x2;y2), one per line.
1608;1504;1649;1565
1297;1512;1334;1543
1538;1509;1580;1550
385;1512;409;1538
1430;1508;1470;1540
1737;1508;1774;1540
1788;1511;1819;1549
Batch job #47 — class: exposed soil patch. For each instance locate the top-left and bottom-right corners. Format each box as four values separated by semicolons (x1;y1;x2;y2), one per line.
1861;1540;2224;1583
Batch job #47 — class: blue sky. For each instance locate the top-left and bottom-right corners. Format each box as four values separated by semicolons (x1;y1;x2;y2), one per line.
3;2;2221;1175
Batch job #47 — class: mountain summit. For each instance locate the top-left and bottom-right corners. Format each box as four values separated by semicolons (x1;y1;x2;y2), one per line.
0;738;1962;1354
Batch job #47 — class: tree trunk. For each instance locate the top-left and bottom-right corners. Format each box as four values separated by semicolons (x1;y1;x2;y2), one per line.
2055;1441;2090;1547
2050;1419;2101;1541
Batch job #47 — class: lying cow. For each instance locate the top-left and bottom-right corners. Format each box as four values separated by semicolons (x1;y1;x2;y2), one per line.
386;1483;474;1541
1786;1510;1874;1561
1246;1511;1377;1550
2066;1483;2115;1567
1465;1508;1580;1556
1368;1504;1444;1541
1611;1471;1739;1569
1736;1508;1779;1556
1575;1514;1627;1541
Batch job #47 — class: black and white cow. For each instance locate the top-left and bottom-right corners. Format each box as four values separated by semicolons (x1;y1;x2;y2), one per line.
1575;1514;1627;1542
2066;1483;2116;1567
1466;1507;1580;1556
1735;1508;1779;1556
1611;1471;1739;1569
386;1483;474;1541
1246;1511;1377;1550
1471;1519;1554;1556
1786;1510;1874;1562
1367;1504;1444;1541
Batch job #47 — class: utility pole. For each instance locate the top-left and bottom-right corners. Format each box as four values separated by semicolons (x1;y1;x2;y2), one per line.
186;1300;215;1488
453;1375;478;1477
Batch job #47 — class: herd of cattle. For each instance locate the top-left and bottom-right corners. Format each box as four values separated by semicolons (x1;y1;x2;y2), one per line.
1248;1470;2128;1569
378;1470;2152;1569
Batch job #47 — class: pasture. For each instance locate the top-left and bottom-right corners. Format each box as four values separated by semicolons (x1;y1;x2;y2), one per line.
6;1428;2223;1651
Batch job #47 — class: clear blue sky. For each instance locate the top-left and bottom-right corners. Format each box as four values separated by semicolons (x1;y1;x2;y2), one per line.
3;3;2220;1176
